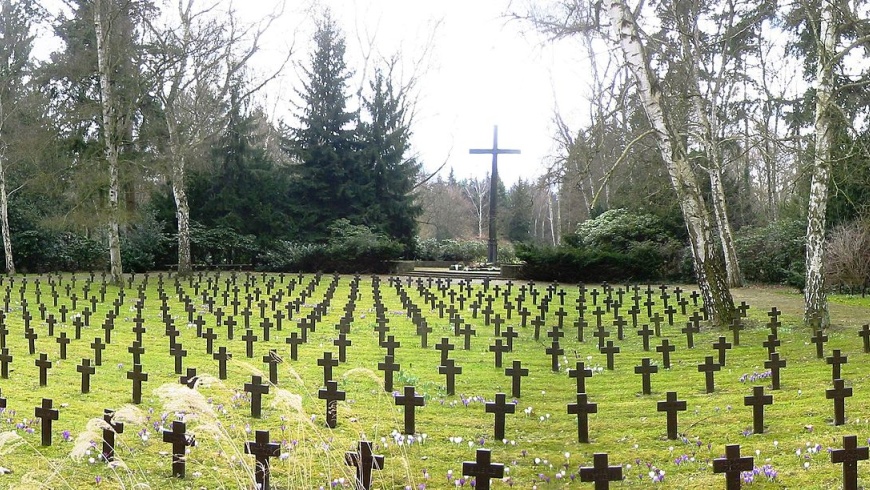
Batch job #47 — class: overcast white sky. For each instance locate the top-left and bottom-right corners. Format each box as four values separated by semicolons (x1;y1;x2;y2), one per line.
37;0;591;186
238;0;590;186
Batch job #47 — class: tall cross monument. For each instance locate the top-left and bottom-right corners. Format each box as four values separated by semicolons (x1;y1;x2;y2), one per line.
470;125;520;264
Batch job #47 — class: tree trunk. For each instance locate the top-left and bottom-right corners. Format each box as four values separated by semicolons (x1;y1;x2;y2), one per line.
709;168;742;287
609;0;735;326
173;173;192;276
805;1;836;328
0;155;13;275
170;144;192;276
94;0;123;285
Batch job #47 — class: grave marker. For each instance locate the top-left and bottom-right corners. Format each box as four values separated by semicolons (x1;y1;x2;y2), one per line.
35;398;59;446
743;386;773;434
579;452;622;489
657;391;686;440
394;386;424;435
831;435;869;490
244;430;280;490
345;441;384;490
568;393;597;443
713;444;753;490
162;420;195;478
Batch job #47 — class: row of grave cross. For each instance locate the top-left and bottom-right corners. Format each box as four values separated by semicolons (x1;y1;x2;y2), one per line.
8;391;869;490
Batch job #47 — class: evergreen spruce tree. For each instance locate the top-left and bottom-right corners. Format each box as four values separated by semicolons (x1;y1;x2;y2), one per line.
358;68;421;253
288;12;362;242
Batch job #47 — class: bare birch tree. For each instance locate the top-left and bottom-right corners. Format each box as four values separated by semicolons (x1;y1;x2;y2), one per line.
607;0;735;325
93;0;124;284
142;0;286;275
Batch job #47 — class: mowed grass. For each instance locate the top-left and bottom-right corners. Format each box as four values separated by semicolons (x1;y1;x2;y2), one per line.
0;273;868;489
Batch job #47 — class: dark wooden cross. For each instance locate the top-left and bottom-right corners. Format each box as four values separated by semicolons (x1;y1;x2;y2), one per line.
657;391;686;440
462;448;504;490
35;398;59;446
713;444;754;490
568;392;597;443
242;329;257;358
244;375;269;418
713;336;732;367
811;329;828;359
729;318;744;346
162;420;195;478
762;333;780;356
0;347;10;378
502;327;518;351
600;340;620;370
378;355;399;393
698;356;720;393
333;333;351;362
859;324;870;353
569;361;593;393
170;344;187;375
435;337;455;366
36;352;52;386
827;349;848;381
318;379;346;428
656;339;676;369
24;327;37;355
826;378;852;426
505;360;528;398
244;430;280;490
439;359;462;396
831;434;869;490
579;452;622;489
318;351;338;385
744;385;773;434
546;340;564;372
213;346;231;380
634;357;658;395
593;324;610;350
127;363;148;404
489;338;508;368
485;392;515;440
764;352;786;390
285;332;302;361
395;385;424;435
101;408;124;462
637;324;653;351
263;349;282;385
681;321;699;349
77;358;96;394
345;441;384;490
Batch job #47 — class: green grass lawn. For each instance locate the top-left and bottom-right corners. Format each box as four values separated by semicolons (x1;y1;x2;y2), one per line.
0;273;868;489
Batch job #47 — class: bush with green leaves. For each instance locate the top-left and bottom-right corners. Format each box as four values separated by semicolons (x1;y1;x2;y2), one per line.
189;222;259;266
734;219;805;287
259;219;402;273
413;238;488;262
516;209;688;282
12;229;105;273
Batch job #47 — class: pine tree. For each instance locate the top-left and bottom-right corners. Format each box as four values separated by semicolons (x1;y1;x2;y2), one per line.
358;67;421;253
288;12;362;242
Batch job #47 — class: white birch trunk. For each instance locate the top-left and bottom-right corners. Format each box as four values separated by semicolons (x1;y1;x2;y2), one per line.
0;157;13;275
167;120;192;276
609;0;735;325
709;169;742;286
805;1;836;328
94;0;123;284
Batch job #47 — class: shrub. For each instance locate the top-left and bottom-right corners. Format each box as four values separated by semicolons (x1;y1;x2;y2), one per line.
413;238;488;263
516;209;689;283
734;219;805;287
259;220;402;273
825;220;870;294
190;223;259;266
